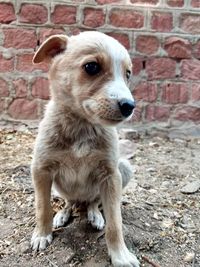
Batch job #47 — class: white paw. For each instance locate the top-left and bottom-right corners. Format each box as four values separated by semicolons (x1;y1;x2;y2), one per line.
110;246;140;267
87;209;105;230
53;210;70;228
31;232;52;251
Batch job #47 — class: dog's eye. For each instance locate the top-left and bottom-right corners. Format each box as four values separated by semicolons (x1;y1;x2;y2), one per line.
84;62;101;76
126;70;131;80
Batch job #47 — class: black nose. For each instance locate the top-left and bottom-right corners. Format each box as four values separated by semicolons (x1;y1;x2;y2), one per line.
118;99;135;117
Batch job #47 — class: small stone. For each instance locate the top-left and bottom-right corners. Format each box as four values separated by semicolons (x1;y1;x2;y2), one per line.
161;218;174;228
118;128;139;140
180;181;200;194
18;241;30;253
119;139;136;159
184;252;195;262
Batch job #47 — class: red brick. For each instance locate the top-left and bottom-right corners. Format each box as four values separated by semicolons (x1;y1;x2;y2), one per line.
109;9;144;29
3;28;37;49
8;99;38;120
164;37;192;59
167;0;184;7
181;59;200;80
136;35;159;55
162;83;188;104
191;0;200;8
106;32;130;50
39;28;65;43
132;105;143;122
145;105;170;121
151;12;173;32
174;107;200;122
13;79;27;98
0;54;14;72
16;54;48;72
19;4;48;24
0;79;9;97
134;82;158;102
96;0;121;3
0;3;16;24
83;8;105;28
193;40;200;59
146;58;176;80
191;83;200;102
180;14;200;34
132;58;144;75
131;0;158;4
51;5;76;25
32;77;49;100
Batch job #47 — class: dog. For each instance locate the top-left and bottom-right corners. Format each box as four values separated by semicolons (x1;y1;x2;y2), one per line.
31;31;139;267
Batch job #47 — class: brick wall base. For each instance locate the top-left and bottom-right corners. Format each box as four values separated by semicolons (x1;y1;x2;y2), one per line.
0;0;200;138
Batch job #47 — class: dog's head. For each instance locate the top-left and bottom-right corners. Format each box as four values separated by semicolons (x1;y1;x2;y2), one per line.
33;31;135;126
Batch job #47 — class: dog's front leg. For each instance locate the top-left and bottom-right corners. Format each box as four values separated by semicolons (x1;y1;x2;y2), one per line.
31;168;53;250
100;170;139;267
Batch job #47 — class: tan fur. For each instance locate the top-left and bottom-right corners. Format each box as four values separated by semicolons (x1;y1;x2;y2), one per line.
31;31;139;267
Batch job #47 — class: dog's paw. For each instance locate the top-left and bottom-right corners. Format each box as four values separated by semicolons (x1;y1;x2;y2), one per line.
53;209;70;228
87;209;105;230
31;232;53;251
110;246;140;267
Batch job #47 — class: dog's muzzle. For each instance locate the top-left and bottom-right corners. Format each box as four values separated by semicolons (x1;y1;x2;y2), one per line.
118;99;135;118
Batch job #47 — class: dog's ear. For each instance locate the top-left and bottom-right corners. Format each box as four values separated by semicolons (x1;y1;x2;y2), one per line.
33;34;68;64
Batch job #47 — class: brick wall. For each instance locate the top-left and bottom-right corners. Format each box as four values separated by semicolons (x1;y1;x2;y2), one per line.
0;0;200;137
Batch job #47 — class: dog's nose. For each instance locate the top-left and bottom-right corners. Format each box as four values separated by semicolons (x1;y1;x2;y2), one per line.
118;99;135;117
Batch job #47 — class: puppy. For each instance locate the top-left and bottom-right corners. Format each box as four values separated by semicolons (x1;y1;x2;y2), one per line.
31;31;139;267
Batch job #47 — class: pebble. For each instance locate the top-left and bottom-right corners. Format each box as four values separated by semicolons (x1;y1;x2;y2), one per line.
180;181;200;194
184;252;195;262
118;128;139;140
119;139;136;159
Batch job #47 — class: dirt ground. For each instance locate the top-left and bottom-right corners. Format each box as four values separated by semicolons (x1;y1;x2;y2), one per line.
0;129;200;267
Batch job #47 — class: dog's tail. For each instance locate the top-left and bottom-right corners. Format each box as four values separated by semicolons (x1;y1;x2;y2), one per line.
118;158;134;188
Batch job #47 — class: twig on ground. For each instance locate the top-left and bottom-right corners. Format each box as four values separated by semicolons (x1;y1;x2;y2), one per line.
192;251;196;267
141;255;161;267
45;256;59;267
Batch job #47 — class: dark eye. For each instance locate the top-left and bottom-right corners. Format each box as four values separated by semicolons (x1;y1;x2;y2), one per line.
84;62;101;76
126;70;131;80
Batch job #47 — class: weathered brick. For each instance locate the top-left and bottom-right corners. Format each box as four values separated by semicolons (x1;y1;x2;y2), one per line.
0;100;5;113
132;57;144;75
51;5;76;25
181;59;200;80
174;106;200;122
16;54;48;72
164;37;192;59
0;79;9;97
19;4;48;24
106;32;130;50
145;105;170;121
39;28;65;43
0;3;16;24
146;58;176;80
109;9;144;28
151;12;173;32
167;0;184;7
133;82;158;102
3;28;37;49
13;79;27;98
193;40;200;59
162;82;188;104
83;8;105;28
131;0;158;4
191;0;200;8
136;35;159;55
32;77;49;100
191;83;200;102
0;54;14;72
8;99;38;120
180;14;200;34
